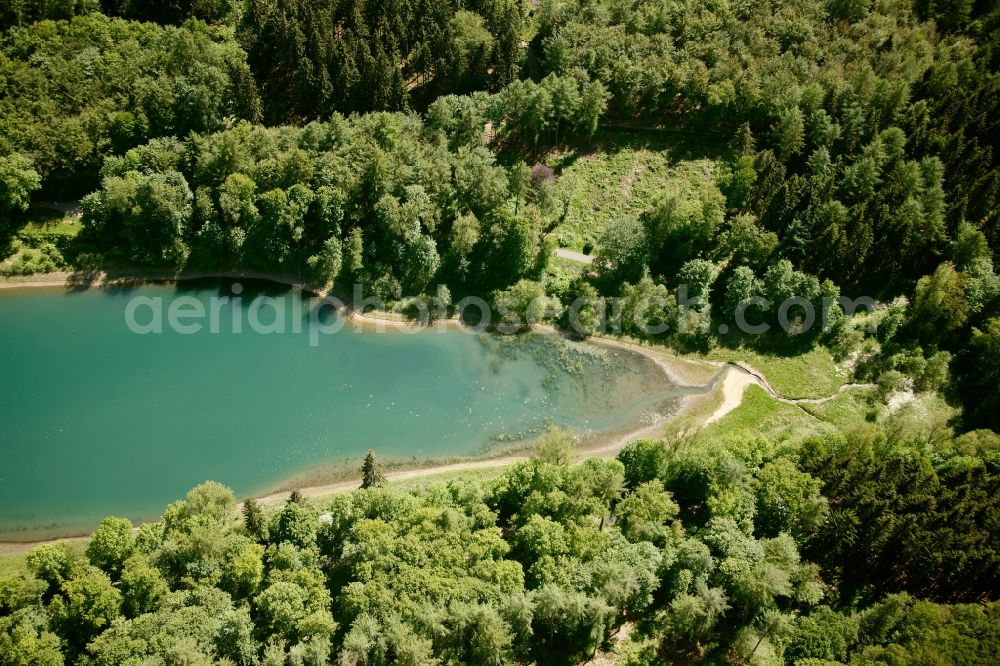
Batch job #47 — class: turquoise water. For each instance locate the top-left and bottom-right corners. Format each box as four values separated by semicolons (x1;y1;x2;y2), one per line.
0;280;683;539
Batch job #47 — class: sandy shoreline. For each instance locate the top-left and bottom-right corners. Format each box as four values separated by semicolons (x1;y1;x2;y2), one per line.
0;270;726;551
253;415;678;506
0;406;693;553
0;403;700;553
0;270;437;331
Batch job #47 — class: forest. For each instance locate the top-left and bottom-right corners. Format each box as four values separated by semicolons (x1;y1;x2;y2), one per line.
2;0;999;429
1;0;1000;663
2;425;998;665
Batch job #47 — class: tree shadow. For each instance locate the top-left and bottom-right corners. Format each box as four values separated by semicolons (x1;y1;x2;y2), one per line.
172;276;293;307
713;326;825;359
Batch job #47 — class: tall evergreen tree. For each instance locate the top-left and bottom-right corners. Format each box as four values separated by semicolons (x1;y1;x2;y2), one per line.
361;450;387;489
242;497;268;543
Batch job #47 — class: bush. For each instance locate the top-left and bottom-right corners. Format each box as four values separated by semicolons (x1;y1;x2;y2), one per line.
0;243;64;276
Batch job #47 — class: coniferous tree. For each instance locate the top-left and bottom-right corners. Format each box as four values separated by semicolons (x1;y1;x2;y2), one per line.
242;497;268;543
361;450;387;489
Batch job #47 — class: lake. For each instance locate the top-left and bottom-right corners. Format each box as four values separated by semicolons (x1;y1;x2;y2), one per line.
0;279;686;540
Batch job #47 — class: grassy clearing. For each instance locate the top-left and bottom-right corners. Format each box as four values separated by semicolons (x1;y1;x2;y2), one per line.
1;212;81;275
801;387;878;428
803;390;960;447
544;129;723;251
18;215;82;240
3;208;81;249
881;392;961;438
695;344;850;400
0;552;29;577
700;385;826;441
541;253;589;297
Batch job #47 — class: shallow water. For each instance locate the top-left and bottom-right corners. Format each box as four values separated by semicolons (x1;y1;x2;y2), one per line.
0;280;684;539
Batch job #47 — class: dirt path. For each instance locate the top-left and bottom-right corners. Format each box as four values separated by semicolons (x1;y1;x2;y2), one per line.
32;200;82;217
705;362;874;423
553;248;595;264
0;272;80;289
705;366;759;424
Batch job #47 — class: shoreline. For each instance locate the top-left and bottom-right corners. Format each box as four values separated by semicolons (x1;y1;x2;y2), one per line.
0;269;723;380
0;269;439;332
0;405;695;553
253;407;686;506
0;270;726;379
0;270;723;551
0;399;700;553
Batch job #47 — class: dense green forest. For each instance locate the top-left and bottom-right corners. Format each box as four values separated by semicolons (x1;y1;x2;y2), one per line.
2;0;999;430
2;425;998;665
0;14;260;196
2;0;1000;662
